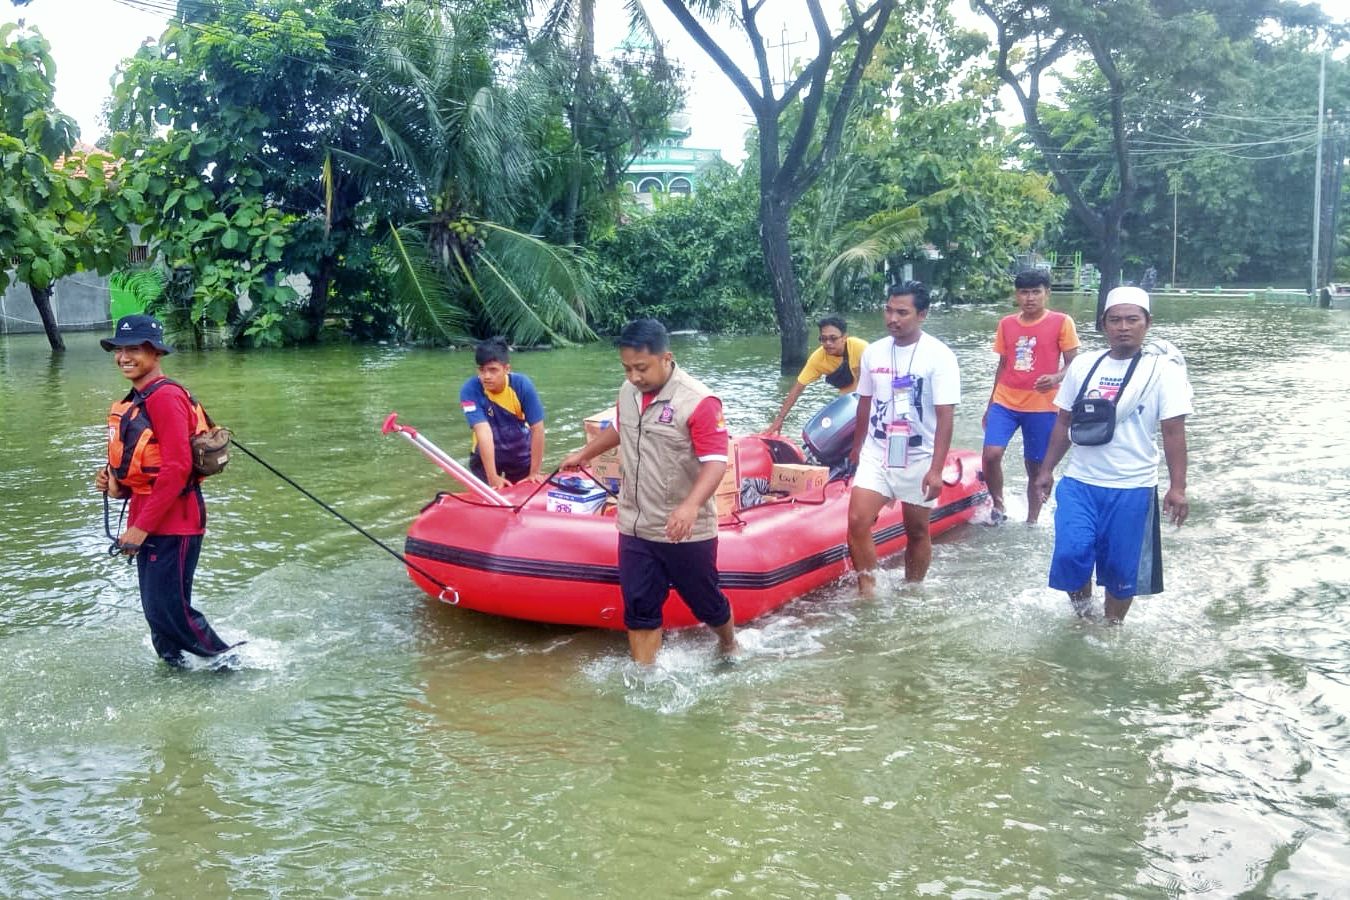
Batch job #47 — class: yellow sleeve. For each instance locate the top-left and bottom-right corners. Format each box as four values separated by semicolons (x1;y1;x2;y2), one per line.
846;337;867;380
796;346;831;385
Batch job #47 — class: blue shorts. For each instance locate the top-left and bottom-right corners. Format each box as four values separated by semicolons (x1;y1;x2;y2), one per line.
983;403;1058;462
1048;477;1164;599
618;534;732;630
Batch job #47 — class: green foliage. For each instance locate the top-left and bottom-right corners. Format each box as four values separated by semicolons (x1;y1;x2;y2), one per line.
108;126;300;348
1035;40;1350;285
797;4;1064;305
590;3;1067;332
108;266;166;319
0;25;133;311
980;0;1341;289
589;165;775;333
108;0;389;346
355;1;596;346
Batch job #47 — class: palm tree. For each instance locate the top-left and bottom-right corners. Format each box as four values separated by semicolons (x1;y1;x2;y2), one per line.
346;1;595;346
818;204;927;292
523;0;666;244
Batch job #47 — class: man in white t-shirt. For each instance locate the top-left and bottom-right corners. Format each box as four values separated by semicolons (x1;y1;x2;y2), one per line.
846;281;961;595
1032;286;1192;623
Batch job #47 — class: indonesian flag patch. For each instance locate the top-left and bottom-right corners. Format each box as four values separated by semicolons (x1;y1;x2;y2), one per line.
461;401;478;414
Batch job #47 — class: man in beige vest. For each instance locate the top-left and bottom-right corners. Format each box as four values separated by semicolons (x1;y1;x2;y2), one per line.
562;319;739;664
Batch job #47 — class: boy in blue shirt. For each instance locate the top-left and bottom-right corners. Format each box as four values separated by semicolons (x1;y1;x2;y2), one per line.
459;337;546;490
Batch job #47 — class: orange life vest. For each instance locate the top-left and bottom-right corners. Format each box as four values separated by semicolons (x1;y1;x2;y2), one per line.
107;379;210;495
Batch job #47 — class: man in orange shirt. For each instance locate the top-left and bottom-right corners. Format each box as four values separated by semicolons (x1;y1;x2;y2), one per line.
982;270;1080;524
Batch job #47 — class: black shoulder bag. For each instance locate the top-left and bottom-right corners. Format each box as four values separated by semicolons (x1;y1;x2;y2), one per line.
824;349;855;390
1069;350;1142;446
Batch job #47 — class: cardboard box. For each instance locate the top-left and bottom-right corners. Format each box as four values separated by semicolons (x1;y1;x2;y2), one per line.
583;407;617;442
718;458;738;495
715;487;739;518
588;449;621;477
769;463;829;495
546;485;608;515
582;449;621;495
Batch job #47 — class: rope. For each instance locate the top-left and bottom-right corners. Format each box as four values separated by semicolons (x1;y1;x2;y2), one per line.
436;465;608;511
228;437;457;596
0;310;114;327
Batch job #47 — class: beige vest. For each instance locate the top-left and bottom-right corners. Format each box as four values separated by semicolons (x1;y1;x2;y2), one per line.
616;364;721;542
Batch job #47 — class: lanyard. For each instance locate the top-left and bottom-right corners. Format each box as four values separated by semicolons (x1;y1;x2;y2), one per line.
889;337;919;425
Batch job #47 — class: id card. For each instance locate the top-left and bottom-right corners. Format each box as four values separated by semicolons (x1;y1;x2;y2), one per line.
891;374;913;417
886;421;911;468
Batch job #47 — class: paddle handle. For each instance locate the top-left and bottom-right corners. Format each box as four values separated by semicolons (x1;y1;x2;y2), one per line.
382;413;511;507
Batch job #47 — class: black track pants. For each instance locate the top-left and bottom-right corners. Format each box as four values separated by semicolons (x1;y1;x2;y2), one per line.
136;534;231;664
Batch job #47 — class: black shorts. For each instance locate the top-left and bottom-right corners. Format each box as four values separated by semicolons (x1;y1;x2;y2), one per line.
618;534;731;630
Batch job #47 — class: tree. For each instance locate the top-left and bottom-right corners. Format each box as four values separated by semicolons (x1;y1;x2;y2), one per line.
801;5;1063;304
590;163;774;333
517;2;685;246
1101;42;1350;286
660;0;897;372
975;0;1336;319
109;0;387;345
351;1;595;345
0;23;135;351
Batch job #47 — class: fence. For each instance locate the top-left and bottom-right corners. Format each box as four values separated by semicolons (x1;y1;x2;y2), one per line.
1153;286;1315;304
1;272;112;334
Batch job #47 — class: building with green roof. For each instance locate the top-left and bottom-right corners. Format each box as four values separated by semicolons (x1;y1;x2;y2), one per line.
622;112;724;207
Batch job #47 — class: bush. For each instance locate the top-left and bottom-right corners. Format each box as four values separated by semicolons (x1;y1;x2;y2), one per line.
590;167;776;334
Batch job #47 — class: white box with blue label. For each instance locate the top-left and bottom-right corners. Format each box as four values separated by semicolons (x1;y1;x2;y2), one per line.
546;484;609;515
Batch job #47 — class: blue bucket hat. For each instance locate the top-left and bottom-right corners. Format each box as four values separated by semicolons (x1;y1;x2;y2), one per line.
100;314;173;354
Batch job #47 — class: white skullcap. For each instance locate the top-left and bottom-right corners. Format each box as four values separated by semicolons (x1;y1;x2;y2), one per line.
1103;285;1150;314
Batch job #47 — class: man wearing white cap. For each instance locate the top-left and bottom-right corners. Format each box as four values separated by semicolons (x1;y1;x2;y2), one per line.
1032;286;1191;623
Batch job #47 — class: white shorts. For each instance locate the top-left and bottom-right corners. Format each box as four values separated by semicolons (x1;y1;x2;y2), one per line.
853;452;937;508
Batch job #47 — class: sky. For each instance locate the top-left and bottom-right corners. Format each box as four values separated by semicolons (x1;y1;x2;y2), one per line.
4;0;1348;166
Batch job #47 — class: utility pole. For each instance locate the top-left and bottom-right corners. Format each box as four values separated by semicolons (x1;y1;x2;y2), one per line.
1324;120;1345;288
766;26;807;93
1170;173;1180;287
1311;51;1326;296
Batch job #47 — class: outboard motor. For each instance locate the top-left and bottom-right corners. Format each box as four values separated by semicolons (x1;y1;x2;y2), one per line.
801;392;859;468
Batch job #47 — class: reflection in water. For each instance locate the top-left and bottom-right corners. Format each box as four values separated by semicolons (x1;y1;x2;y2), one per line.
1;299;1348;894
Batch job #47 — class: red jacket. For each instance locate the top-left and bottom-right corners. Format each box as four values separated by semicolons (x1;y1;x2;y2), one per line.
127;377;206;536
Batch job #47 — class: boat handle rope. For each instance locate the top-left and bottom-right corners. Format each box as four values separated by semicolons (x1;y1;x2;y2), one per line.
431;464;618;512
516;467;564;509
228;437;458;599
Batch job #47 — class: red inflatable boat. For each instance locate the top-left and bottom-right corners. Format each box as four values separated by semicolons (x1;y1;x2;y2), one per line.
385;415;988;629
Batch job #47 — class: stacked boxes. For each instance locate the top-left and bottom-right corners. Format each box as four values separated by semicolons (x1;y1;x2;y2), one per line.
580;407;741;516
769;463;830;496
714;441;740;518
582;407;622;493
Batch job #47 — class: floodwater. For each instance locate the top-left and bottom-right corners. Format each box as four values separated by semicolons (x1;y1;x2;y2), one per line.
2;296;1347;896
